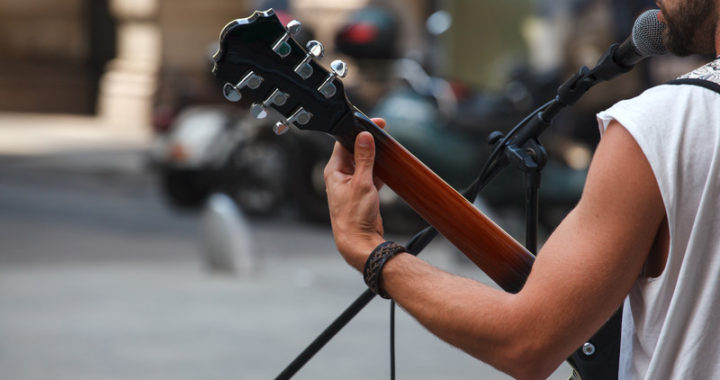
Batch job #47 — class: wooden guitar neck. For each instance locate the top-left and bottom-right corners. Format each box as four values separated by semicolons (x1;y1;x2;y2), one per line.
335;112;535;293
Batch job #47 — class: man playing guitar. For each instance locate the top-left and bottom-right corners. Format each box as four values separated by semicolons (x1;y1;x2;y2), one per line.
323;2;720;378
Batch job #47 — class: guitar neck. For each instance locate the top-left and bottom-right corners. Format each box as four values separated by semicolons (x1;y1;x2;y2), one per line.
334;112;534;293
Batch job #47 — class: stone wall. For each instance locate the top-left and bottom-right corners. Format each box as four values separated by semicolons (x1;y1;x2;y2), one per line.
0;0;109;114
153;0;251;111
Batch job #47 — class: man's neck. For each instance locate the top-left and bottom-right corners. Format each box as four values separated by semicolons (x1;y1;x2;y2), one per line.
716;14;720;56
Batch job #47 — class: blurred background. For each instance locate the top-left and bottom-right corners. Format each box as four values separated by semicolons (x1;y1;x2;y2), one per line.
0;0;707;379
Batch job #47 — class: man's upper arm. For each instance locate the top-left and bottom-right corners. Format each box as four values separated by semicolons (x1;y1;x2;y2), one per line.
511;120;667;364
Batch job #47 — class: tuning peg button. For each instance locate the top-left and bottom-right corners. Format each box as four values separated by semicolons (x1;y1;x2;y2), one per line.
287;20;302;35
306;40;324;57
223;83;242;102
273;121;290;135
330;60;348;78
250;103;268;119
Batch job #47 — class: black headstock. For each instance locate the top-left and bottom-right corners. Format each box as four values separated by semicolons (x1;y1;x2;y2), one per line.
212;9;356;136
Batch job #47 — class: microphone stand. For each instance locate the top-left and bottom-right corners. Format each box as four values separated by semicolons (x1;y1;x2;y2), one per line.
276;43;634;380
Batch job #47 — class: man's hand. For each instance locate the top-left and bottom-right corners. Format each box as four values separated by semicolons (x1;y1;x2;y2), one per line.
323;118;387;271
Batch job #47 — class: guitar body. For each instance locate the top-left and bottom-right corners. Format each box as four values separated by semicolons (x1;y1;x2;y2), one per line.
212;9;620;379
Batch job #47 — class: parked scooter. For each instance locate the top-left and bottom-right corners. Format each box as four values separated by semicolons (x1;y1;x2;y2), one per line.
150;103;334;218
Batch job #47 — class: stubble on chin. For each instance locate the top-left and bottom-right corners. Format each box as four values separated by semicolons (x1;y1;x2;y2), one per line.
659;0;717;56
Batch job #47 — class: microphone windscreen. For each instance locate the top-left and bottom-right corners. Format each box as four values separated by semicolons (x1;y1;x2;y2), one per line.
632;10;667;57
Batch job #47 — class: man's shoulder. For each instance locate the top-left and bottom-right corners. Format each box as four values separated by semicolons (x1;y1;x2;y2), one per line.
667;56;720;95
628;57;720;106
675;57;720;85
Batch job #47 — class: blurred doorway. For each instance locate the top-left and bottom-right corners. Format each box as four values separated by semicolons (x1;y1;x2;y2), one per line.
0;0;116;115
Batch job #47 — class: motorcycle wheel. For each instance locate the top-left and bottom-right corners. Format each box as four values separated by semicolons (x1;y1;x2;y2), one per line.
295;150;331;223
161;168;211;209
226;136;291;216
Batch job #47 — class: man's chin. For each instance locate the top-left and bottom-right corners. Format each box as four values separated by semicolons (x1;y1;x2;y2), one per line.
663;38;694;57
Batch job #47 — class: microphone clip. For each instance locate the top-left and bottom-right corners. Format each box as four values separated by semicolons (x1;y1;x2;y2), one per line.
555;42;633;108
588;42;635;81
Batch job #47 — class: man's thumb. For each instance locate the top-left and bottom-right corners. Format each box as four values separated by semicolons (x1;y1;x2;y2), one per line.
354;132;375;176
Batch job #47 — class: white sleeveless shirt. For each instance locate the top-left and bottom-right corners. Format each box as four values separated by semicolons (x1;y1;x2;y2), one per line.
596;58;720;379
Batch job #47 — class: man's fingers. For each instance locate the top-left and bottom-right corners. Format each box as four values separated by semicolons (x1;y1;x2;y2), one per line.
326;117;383;177
371;118;386;129
353;132;375;186
369;118;385;188
325;126;382;190
325;141;354;176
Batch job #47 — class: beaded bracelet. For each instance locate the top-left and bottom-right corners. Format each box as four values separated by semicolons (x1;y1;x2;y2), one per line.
363;241;406;299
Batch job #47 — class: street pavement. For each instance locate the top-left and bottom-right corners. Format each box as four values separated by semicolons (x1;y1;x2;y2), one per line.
0;114;572;379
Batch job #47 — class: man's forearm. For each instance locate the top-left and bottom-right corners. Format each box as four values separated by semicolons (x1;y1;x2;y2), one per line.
380;253;561;379
325;122;664;380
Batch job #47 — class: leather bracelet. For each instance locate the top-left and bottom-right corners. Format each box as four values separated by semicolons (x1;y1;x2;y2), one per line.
363;241;406;299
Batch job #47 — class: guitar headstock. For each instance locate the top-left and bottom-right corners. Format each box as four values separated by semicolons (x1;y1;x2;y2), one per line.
212;9;355;136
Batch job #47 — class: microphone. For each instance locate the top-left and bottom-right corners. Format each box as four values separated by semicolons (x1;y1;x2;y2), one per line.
614;9;667;67
591;9;666;81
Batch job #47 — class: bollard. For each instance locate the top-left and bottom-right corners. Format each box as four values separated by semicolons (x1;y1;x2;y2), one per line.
200;193;255;274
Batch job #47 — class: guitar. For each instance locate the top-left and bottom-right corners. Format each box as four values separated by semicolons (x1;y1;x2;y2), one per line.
211;9;619;379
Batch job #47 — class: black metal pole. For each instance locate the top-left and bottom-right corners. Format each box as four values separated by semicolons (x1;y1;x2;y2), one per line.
275;226;439;379
524;171;541;255
275;290;377;380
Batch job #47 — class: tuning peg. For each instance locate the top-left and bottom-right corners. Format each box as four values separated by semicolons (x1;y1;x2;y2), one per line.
318;59;348;99
330;60;348;78
294;40;324;79
222;71;265;103
223;83;242;102
306;40;324;57
250;103;268;119
288;107;313;126
287;20;302;35
263;88;289;108
273;121;290;135
273;20;302;58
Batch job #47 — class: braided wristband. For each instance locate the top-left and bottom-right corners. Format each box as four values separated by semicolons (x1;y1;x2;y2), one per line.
363;241;406;299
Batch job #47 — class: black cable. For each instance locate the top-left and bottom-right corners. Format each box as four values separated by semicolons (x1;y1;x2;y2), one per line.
390;301;396;380
275;290;377;380
275;227;439;380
